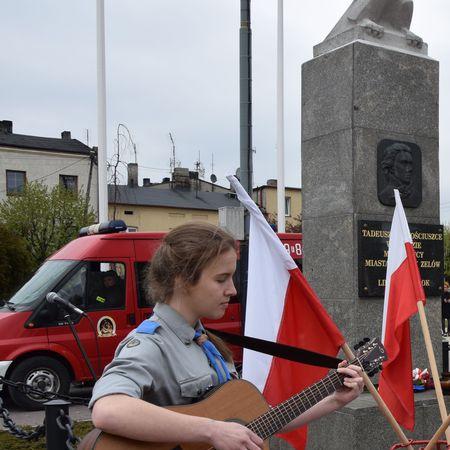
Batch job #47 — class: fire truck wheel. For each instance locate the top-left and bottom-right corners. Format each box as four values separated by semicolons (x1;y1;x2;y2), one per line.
8;356;71;410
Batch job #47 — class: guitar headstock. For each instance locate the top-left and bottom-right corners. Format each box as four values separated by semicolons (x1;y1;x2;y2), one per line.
353;337;388;376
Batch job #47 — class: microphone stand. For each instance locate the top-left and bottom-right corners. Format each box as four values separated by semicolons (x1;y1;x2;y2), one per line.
64;312;98;381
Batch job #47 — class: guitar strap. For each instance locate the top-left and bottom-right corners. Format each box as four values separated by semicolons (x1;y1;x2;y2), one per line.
205;328;342;369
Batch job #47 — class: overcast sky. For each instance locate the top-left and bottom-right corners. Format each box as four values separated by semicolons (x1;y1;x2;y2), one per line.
2;1;449;221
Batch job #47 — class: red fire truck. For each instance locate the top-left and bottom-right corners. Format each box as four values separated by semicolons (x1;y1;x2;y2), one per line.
0;222;302;409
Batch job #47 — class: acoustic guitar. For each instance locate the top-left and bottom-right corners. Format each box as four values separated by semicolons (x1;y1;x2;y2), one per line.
79;338;386;450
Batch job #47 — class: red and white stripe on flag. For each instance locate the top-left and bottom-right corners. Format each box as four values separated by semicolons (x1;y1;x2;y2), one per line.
378;189;426;431
228;176;344;449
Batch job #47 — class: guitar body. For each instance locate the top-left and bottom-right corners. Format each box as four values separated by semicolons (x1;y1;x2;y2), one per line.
79;338;387;450
79;379;271;450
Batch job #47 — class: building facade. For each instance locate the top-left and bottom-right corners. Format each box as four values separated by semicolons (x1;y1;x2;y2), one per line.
108;184;239;232
253;179;302;231
108;166;240;232
0;120;98;215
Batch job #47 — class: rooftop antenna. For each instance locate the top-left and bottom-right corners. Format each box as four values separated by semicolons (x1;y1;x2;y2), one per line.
86;129;90;146
210;153;216;191
133;142;137;164
193;151;206;198
169;132;177;174
194;150;205;179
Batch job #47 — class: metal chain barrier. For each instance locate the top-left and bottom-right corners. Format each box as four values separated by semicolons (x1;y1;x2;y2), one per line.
56;409;81;450
0;396;45;441
0;375;89;405
0;376;86;448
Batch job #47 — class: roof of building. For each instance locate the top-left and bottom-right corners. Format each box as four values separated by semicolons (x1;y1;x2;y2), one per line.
0;133;92;156
108;185;240;211
253;184;302;191
150;178;229;190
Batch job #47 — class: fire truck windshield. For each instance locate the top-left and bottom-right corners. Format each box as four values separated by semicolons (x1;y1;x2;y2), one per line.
8;260;78;308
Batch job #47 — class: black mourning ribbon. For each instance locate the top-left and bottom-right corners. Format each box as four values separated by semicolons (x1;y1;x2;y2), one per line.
205;328;342;369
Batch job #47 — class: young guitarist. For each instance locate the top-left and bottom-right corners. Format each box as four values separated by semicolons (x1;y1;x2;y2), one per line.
90;222;364;450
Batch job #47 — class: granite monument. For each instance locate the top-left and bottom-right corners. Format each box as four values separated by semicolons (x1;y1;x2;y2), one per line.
302;0;444;448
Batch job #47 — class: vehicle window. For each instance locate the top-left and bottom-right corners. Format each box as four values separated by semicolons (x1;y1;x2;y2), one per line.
86;262;126;310
135;262;154;307
56;264;87;307
9;260;78;308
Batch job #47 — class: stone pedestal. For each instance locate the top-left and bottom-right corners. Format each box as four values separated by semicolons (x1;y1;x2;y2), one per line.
301;40;440;368
308;391;450;449
301;40;441;447
269;393;449;450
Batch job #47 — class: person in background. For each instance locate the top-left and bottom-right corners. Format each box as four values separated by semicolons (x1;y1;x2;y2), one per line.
92;270;124;307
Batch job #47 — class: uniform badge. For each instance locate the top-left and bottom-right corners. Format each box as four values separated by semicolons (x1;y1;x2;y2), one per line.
126;338;141;348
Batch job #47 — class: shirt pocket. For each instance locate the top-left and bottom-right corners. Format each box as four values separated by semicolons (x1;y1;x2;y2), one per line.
178;374;214;399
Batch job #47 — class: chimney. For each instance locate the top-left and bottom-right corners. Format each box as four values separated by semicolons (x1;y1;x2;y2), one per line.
127;163;139;188
172;167;190;189
0;120;13;134
143;178;151;187
61;131;71;140
267;179;277;187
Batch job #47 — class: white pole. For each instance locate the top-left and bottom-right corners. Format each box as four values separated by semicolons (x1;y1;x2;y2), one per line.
96;0;109;222
276;0;286;233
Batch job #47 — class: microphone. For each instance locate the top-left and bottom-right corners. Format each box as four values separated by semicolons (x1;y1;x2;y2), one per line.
46;292;86;317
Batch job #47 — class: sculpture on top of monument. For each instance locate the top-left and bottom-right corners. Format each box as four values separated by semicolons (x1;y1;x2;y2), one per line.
326;0;423;49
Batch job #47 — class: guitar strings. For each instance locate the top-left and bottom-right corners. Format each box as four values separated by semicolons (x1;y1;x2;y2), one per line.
247;370;344;439
247;352;371;440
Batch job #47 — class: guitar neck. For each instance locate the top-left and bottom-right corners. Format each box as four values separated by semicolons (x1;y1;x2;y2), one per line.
246;369;346;440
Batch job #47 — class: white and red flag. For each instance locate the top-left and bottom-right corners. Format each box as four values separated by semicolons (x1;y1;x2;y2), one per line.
228;176;344;449
378;189;426;431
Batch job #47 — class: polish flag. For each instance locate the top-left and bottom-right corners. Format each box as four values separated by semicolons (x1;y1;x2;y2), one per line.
228;176;344;449
378;189;425;431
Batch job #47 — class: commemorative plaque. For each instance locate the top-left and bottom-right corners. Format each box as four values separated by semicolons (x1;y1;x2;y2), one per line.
358;220;444;297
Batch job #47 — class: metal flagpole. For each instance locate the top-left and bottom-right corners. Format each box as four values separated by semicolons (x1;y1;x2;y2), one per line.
96;0;109;222
239;0;253;330
276;0;286;233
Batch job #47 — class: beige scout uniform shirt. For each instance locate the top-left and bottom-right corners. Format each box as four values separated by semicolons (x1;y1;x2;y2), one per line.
89;303;237;408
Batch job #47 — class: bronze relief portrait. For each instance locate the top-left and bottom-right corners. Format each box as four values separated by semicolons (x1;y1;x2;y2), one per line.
377;139;422;208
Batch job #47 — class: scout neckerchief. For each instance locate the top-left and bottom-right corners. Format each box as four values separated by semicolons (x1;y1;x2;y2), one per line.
194;330;231;384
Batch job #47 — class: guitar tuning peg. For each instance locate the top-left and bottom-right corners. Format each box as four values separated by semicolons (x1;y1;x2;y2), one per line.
353;343;361;350
364;337;371;343
359;341;365;347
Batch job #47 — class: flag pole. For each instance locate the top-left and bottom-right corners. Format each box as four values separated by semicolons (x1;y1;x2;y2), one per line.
276;0;286;233
423;413;450;450
416;301;450;444
342;343;414;450
96;0;108;222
